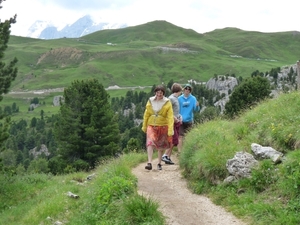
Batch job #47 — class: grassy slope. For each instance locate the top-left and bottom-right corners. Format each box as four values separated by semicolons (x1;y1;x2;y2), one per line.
3;20;300;126
5;21;299;92
2;21;300;223
180;91;300;225
2;92;300;224
0;153;166;225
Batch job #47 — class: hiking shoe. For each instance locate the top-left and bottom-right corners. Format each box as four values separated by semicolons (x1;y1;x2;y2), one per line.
162;155;171;163
157;163;162;170
145;163;152;170
167;157;175;165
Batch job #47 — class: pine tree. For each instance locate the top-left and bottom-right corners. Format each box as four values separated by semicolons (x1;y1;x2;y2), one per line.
54;79;120;170
0;1;18;153
224;76;271;118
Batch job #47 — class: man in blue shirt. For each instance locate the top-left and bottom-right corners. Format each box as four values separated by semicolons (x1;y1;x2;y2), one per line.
178;83;200;152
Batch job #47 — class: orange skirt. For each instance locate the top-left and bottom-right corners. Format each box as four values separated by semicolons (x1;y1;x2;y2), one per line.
146;125;170;150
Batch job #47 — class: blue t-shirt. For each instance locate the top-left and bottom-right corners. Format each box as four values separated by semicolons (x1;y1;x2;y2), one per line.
178;93;200;123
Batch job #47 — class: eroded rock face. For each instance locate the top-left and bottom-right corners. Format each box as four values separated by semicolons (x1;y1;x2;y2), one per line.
206;76;238;95
53;95;64;106
206;76;238;113
206;63;298;113
29;144;50;158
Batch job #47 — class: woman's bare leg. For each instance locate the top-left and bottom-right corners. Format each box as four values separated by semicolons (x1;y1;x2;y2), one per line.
157;149;163;165
166;145;174;158
147;145;153;163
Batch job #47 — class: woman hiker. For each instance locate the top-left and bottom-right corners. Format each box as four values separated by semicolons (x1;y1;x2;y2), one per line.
142;85;174;170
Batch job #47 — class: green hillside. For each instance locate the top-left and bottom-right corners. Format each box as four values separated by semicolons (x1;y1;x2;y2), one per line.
2;91;300;224
2;20;300;224
5;20;300;92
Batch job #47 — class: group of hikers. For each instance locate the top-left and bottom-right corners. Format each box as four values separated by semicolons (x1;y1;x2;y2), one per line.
142;83;200;170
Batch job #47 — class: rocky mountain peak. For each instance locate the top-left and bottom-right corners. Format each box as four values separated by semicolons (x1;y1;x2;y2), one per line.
27;15;127;40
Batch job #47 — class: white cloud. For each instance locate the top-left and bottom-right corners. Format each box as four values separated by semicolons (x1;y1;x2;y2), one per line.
0;0;299;37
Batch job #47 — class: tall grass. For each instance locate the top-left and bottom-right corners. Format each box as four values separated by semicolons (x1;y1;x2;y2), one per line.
0;152;165;225
180;91;300;224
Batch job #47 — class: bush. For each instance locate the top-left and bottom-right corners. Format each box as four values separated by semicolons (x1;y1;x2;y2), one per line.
97;176;135;207
225;76;271;118
122;194;165;225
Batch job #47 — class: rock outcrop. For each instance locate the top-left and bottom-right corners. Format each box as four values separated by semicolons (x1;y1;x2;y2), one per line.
206;75;238;96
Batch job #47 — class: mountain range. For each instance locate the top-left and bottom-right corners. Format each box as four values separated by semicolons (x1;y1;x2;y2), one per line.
26;15;127;39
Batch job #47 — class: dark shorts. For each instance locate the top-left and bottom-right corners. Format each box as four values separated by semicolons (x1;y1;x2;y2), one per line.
179;122;193;136
172;122;181;146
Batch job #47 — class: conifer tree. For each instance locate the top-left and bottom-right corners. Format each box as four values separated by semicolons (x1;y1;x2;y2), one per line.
224;76;271;118
0;1;18;152
54;79;120;170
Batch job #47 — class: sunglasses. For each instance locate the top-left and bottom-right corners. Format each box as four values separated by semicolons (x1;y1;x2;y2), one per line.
184;88;191;91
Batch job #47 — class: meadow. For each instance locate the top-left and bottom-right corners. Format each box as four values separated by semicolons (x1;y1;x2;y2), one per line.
4;21;299;123
6;21;299;93
2;91;300;224
1;20;300;224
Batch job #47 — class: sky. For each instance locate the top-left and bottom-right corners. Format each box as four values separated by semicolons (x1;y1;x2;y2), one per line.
0;0;299;37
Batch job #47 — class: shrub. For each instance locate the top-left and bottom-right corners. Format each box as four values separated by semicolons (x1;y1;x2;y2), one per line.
97;176;135;207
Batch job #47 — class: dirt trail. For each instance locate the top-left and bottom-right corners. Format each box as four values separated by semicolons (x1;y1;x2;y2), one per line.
132;155;248;225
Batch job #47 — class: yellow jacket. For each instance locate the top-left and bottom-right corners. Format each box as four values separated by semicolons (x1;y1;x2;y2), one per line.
142;96;174;136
